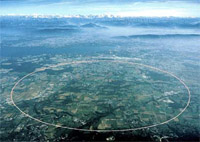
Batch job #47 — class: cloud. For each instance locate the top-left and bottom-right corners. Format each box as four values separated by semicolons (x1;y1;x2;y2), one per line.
1;0;200;17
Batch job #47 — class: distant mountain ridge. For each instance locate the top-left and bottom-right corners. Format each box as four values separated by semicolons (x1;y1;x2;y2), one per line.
1;15;200;30
1;14;199;19
114;34;200;39
80;23;107;29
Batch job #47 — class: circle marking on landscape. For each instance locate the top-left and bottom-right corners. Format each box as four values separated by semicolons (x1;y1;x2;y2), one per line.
10;59;191;132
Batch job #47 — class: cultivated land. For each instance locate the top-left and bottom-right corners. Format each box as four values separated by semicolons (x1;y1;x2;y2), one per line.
1;17;200;141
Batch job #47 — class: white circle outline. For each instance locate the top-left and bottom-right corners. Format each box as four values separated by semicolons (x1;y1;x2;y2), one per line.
10;60;191;132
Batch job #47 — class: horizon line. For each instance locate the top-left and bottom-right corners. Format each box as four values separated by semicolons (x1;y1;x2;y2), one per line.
0;14;199;19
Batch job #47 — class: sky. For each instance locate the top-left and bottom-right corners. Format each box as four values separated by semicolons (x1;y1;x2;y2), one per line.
0;0;200;17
